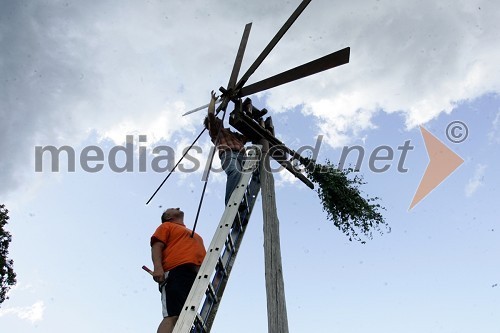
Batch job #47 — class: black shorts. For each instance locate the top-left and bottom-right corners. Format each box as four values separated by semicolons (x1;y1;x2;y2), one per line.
160;264;198;317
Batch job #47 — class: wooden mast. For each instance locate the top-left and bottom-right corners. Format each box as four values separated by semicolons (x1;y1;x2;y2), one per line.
260;118;289;333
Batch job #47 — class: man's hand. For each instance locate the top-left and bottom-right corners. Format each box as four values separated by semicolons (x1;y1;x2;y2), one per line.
210;90;218;102
151;241;166;283
208;90;218;116
152;267;165;283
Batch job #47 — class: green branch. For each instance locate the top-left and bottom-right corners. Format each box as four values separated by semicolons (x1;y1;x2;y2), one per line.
304;159;389;243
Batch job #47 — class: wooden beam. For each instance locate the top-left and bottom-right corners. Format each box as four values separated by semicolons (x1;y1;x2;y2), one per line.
238;47;350;97
234;0;312;91
227;23;252;90
260;126;289;333
229;110;314;189
230;110;309;165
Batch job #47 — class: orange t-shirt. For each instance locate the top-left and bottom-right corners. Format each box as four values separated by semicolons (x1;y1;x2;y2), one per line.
150;222;206;271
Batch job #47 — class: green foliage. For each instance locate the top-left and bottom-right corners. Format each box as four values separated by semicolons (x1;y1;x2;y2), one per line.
0;204;17;306
304;159;389;243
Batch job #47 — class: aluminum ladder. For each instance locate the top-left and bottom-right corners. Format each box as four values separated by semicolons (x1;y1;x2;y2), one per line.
173;145;262;333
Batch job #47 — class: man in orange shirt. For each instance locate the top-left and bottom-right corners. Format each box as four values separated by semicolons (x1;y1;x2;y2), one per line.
151;207;206;333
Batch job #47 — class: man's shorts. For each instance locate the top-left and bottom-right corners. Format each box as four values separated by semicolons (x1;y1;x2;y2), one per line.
160;264;198;317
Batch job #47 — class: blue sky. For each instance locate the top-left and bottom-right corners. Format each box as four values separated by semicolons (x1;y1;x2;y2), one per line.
1;0;499;332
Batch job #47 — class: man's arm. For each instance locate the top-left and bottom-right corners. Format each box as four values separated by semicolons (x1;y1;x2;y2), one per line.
206;91;222;138
208;90;217;117
151;241;165;283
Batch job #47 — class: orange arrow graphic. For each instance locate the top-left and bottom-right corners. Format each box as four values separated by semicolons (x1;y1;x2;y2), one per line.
409;126;464;210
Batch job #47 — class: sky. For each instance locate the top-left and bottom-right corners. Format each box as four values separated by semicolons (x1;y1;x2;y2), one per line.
1;0;499;332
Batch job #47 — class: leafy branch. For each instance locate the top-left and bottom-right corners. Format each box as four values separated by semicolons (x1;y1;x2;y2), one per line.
303;159;389;243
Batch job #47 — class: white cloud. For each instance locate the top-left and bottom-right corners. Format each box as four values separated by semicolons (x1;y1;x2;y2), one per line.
465;164;487;197
275;164;300;188
0;301;45;324
264;1;500;145
488;109;500;143
2;0;500;196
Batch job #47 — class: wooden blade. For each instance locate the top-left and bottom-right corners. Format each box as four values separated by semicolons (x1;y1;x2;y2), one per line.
182;99;221;116
234;0;312;91
227;23;252;90
183;23;251;117
238;47;350;97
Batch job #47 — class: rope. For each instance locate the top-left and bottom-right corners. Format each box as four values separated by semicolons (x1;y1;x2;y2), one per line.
145;128;207;205
144;95;231;238
191;103;229;237
145;99;227;205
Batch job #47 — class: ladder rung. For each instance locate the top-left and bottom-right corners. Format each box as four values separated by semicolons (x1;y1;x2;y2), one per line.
206;282;219;303
238;210;249;227
194;313;208;333
230;223;243;243
226;233;235;250
221;246;234;266
217;257;227;276
231;212;243;231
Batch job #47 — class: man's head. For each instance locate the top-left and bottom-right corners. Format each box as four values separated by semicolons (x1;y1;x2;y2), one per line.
161;207;185;224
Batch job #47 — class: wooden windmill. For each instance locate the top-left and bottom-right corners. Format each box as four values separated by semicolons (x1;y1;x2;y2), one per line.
147;1;350;332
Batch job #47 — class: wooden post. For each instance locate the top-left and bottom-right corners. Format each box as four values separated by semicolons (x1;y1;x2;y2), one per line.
260;118;289;333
